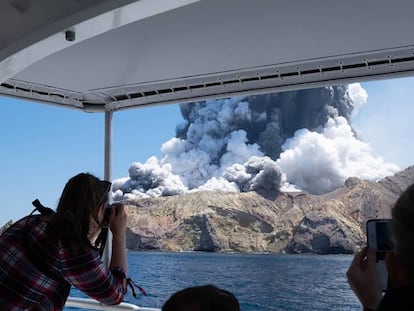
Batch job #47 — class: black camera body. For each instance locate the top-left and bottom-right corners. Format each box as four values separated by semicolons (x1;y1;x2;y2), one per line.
102;202;120;227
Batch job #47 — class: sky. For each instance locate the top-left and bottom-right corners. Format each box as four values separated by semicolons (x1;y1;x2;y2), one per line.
1;77;414;225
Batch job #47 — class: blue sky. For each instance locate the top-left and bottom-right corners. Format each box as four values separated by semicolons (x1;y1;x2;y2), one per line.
1;77;414;225
352;77;414;168
0;100;182;224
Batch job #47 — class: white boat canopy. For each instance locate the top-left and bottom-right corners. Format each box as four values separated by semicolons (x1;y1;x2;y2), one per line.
1;0;414;112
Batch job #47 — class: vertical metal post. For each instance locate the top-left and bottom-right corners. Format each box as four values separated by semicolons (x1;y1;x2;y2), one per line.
103;110;113;268
104;110;113;181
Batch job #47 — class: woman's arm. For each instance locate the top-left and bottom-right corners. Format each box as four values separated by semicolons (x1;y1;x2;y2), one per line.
108;204;128;275
109;204;128;274
60;248;126;305
60;205;129;305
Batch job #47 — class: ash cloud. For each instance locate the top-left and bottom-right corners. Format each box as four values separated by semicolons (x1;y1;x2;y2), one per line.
112;84;399;200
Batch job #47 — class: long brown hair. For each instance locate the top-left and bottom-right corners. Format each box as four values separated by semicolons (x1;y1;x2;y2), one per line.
47;173;111;249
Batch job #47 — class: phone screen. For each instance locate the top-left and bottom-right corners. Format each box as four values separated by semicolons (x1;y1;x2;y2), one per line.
376;221;391;250
367;219;392;291
375;221;392;259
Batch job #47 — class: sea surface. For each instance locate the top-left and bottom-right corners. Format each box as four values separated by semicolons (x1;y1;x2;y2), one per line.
67;251;361;311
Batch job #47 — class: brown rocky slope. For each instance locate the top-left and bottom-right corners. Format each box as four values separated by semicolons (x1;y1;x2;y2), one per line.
125;166;414;254
1;167;413;254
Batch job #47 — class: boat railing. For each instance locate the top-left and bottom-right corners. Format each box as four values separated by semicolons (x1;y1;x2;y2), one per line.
65;297;161;311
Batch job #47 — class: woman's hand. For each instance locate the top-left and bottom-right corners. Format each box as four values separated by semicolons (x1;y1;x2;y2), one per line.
108;203;128;275
346;247;382;310
108;203;127;237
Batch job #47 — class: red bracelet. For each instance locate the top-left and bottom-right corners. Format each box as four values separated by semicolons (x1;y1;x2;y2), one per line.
110;266;147;297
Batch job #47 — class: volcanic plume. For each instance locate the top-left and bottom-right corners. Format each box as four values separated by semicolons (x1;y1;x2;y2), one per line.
112;84;399;200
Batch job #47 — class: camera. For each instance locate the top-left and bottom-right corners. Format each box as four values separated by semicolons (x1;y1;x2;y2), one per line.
366;219;392;291
102;202;120;227
65;30;76;42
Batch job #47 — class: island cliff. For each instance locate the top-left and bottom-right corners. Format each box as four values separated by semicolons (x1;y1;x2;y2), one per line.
1;167;413;254
125;166;414;254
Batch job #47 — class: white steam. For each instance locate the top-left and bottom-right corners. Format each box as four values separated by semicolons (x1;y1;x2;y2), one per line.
348;83;368;116
112;83;400;200
277;116;399;194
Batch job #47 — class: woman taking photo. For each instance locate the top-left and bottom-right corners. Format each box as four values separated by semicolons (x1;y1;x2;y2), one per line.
0;172;129;310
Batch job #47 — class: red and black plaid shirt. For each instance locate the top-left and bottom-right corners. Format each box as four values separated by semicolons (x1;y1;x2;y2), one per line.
0;215;126;310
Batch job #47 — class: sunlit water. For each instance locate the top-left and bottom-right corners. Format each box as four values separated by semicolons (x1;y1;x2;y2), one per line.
67;252;361;311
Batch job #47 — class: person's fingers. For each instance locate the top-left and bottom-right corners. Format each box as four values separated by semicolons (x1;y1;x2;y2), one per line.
365;248;378;272
347;247;368;283
115;204;127;222
109;207;117;222
109;203;124;219
109;203;127;234
350;247;368;268
116;203;125;212
366;248;376;260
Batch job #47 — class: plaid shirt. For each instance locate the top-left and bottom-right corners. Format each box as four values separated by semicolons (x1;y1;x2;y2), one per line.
0;215;126;310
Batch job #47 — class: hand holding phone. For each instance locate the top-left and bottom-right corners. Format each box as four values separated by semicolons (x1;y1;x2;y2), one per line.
366;219;392;291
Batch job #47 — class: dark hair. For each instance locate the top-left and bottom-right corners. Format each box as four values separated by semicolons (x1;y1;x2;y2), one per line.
47;173;111;249
391;182;414;274
162;284;240;311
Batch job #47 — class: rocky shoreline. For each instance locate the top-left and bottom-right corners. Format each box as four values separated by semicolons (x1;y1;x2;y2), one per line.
125;167;414;254
2;167;413;255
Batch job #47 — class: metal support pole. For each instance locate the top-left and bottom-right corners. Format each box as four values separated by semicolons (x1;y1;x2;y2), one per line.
103;110;113;268
104;110;113;181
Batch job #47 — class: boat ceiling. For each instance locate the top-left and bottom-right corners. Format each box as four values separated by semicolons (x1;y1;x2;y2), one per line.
1;0;414;112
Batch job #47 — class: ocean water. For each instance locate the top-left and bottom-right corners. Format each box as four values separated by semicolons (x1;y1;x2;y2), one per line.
67;252;361;311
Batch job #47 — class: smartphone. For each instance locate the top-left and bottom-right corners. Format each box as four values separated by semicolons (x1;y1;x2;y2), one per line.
366;219;392;291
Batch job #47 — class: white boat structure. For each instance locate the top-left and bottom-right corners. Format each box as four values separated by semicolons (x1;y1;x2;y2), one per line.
2;0;414;309
65;297;158;311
